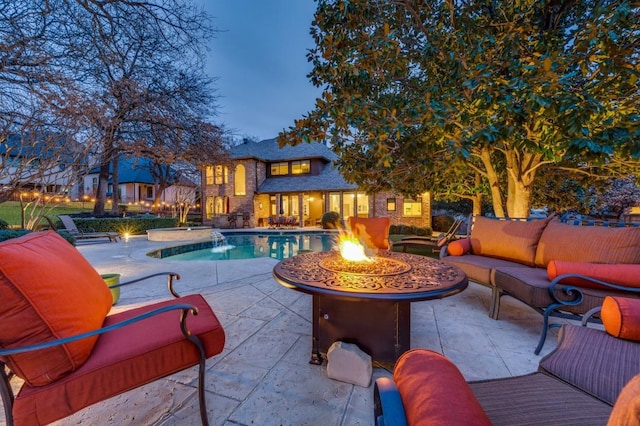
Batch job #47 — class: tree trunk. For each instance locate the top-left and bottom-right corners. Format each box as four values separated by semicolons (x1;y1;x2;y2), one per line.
479;148;505;217
504;149;542;218
111;155;120;214
93;161;110;216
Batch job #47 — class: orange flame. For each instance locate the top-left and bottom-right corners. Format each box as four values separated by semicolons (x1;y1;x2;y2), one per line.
338;233;371;262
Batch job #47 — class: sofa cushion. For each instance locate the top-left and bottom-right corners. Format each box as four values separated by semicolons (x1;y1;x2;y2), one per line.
602;296;640;342
535;220;640;268
443;255;527;287
607;374;640;426
539;325;640;405
12;294;226;426
0;231;113;386
348;217;391;250
447;238;471;256
393;349;491;426
547;261;640;290
470;373;612;425
492;266;635;315
469;216;551;266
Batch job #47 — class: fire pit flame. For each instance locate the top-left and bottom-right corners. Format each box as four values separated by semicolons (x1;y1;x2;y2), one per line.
338;234;372;262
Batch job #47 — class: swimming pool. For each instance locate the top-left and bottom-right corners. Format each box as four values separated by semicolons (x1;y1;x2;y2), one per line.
149;231;339;261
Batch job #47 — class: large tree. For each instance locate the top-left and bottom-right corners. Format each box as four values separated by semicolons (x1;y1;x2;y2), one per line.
279;0;640;217
1;1;222;216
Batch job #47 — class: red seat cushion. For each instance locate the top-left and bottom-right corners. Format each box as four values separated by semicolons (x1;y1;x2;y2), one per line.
394;349;491;426
348;217;391;250
12;294;225;425
0;231;113;386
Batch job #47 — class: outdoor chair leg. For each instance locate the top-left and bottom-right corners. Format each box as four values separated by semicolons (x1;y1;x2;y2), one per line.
180;311;210;426
1;364;14;426
489;287;502;320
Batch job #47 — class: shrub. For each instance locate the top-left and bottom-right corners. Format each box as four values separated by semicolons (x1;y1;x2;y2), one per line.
431;215;456;233
0;219;8;230
72;216;178;235
0;229;77;245
321;211;342;229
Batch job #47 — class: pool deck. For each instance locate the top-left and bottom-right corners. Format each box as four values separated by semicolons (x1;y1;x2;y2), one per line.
9;234;576;426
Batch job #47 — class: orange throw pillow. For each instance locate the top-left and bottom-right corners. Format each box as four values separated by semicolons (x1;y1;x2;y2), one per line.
607;374;640;426
348;217;391;250
0;231;113;386
601;296;640;342
546;261;640;290
447;238;471;256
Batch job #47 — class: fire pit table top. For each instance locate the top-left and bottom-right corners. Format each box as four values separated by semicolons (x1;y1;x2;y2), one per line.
273;250;468;301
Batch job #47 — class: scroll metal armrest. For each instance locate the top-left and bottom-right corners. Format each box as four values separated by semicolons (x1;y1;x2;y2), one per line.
439;245;449;259
0;303;198;357
109;272;181;298
535;274;640;355
374;377;408;426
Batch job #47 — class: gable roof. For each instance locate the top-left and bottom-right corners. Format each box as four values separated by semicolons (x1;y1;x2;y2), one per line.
230;138;338;162
257;165;357;193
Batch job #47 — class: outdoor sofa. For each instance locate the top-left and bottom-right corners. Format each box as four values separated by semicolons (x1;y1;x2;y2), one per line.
440;215;640;353
374;295;640;425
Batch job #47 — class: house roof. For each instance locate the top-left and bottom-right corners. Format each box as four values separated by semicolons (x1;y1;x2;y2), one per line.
88;157;196;187
257;165;357;193
230;138;338;162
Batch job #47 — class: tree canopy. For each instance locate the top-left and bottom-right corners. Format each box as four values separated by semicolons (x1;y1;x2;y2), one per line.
1;0;224;215
279;0;640;217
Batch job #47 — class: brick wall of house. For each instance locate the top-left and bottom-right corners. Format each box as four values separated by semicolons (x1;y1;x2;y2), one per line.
371;192;432;229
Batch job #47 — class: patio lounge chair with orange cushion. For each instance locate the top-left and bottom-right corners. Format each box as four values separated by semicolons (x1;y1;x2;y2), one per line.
57;215;120;242
0;231;225;426
348;216;392;250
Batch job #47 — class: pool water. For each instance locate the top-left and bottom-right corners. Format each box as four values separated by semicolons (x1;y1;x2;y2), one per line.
164;231;339;261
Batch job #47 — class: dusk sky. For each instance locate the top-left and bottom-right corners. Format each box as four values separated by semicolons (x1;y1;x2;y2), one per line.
204;1;322;142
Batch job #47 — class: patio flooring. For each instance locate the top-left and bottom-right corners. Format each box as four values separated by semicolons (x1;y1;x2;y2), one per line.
5;234;572;426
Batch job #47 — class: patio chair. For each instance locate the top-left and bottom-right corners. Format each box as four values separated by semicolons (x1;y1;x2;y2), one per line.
348;216;392;250
57;215;120;242
392;218;463;254
242;212;251;228
227;213;237;228
0;231;226;426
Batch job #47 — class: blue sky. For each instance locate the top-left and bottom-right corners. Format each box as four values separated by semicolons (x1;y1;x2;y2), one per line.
204;1;321;142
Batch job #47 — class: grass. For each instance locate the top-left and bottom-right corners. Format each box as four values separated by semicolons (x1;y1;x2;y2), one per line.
0;201;94;227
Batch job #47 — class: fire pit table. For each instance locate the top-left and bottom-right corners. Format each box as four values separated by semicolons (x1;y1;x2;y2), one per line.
272;250;468;364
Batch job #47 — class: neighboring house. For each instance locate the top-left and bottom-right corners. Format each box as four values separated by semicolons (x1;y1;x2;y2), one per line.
83;157;197;208
201;138;431;228
0;133;81;199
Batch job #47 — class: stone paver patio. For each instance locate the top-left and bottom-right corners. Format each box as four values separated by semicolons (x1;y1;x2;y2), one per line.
3;234;570;426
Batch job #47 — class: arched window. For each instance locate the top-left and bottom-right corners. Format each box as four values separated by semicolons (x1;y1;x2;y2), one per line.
234;164;246;195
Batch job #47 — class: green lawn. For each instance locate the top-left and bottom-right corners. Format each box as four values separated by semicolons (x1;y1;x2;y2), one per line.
0;201;94;227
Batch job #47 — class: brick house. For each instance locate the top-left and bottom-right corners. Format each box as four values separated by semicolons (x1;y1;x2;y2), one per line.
201;138;431;228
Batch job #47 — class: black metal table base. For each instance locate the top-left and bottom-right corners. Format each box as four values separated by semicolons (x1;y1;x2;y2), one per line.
310;294;410;364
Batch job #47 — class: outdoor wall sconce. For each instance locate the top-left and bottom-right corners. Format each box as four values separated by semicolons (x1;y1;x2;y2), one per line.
387;198;396;211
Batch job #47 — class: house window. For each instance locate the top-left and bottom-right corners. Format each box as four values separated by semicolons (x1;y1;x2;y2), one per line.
403;198;422;217
234;164;246;195
270;162;288;176
205;166;214;185
214;165;228;184
291;160;310;175
146;187;153;199
387;198;396;211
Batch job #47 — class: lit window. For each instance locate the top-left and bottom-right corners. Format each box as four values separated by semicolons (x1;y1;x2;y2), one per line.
234;164;246;195
403;198;422;217
214;165;228;184
205;166;214;185
291;160;310;175
270;162;288;176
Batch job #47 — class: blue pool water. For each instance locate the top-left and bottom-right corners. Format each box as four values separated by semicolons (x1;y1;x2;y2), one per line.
162;231;339;261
